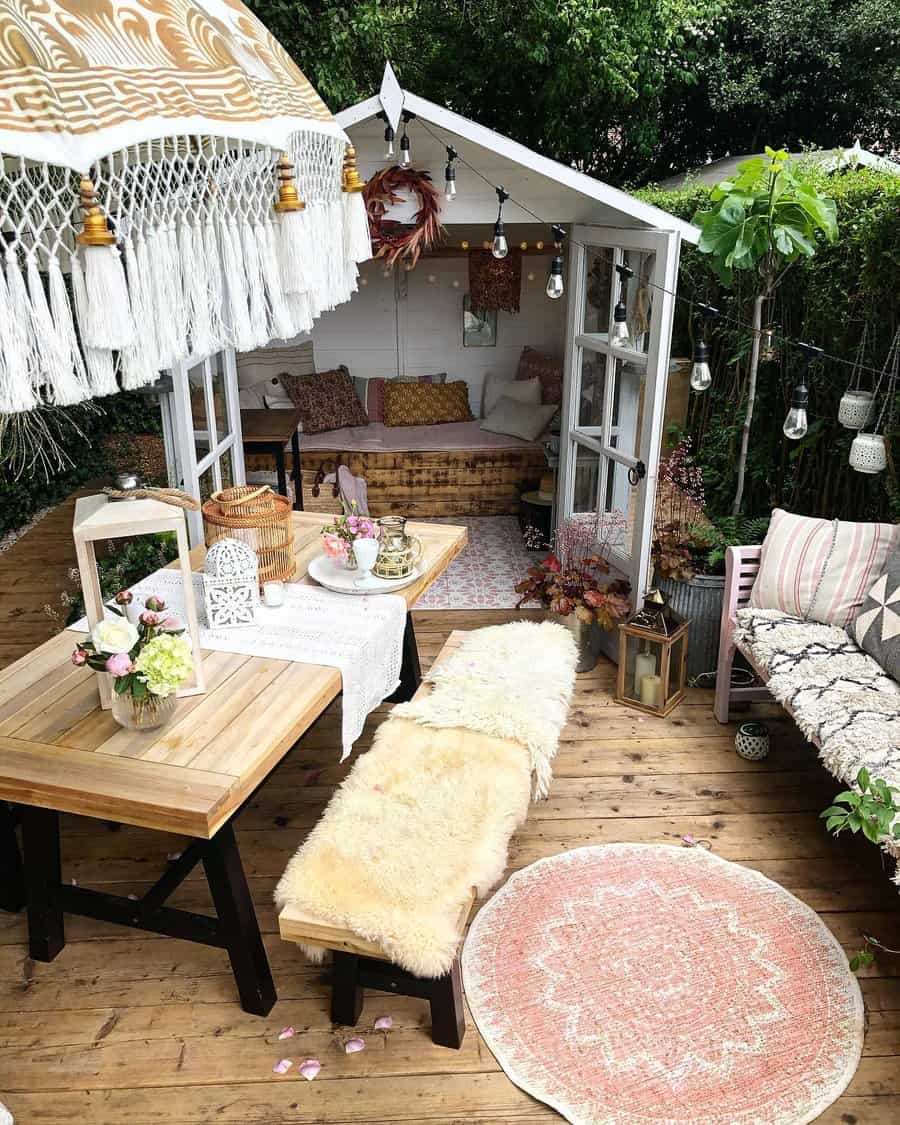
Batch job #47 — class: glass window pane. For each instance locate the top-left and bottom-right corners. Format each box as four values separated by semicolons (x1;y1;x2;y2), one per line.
583;247;614;336
209;352;230;444
198;463;216;504
601;462;634;558
621;248;655;354
609;358;643;459
572;441;600;514
577;350;605;429
219;446;235;491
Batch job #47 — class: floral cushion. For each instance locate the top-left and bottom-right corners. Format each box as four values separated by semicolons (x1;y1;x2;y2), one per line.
278;366;368;434
354;373;446;423
516;347;563;405
383;380;473;427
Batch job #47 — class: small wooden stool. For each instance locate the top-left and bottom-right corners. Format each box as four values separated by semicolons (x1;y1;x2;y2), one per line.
279;891;475;1049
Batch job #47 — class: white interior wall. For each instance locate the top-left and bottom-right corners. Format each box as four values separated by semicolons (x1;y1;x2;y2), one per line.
312;241;566;416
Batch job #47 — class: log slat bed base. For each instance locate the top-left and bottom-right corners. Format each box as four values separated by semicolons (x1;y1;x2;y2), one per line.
245;446;547;517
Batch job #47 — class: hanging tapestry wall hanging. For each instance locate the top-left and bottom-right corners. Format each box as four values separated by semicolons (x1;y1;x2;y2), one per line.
363;166;444;267
468;248;522;314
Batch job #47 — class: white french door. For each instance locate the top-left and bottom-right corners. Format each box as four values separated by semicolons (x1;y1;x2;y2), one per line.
558;225;682;605
163;348;246;545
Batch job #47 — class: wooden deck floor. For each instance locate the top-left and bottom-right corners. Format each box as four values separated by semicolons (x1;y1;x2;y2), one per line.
0;510;898;1122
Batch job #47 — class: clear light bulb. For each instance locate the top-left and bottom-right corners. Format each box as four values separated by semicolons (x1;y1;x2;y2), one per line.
611;303;629;346
445;164;456;201
492;220;508;259
690;339;711;392
383;126;395;160
399;134;411;167
783;381;809;439
546;255;564;299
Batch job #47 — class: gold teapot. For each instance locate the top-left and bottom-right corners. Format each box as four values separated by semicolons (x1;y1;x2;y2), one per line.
373;515;423;580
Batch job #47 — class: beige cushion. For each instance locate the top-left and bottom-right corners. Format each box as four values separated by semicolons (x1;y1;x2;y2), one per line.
480;396;557;443
482;372;541;417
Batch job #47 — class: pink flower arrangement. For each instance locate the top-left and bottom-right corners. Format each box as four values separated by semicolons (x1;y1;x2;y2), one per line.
322;532;349;560
105;652;134;677
322;503;379;560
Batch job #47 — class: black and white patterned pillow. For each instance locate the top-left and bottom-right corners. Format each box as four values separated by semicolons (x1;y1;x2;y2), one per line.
855;548;900;680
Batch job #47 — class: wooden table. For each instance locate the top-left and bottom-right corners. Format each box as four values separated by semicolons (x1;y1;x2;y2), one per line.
0;514;466;1015
240;408;304;510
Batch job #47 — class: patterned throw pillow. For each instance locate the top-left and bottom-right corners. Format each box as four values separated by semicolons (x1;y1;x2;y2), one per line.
383;380;473;427
516;347;563;405
353;374;447;423
855;549;900;679
278;366;368;434
749;508;900;629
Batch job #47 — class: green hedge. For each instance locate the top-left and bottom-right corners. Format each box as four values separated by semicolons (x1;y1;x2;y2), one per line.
638;168;900;522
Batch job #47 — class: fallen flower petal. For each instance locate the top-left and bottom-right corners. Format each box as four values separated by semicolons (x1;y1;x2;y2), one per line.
278;1026;296;1040
298;1059;321;1081
373;1016;393;1031
681;834;697;846
343;1037;365;1054
272;1059;292;1075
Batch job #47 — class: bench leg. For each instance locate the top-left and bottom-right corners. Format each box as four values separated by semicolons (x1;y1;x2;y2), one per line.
430;958;465;1049
0;803;25;914
714;636;735;724
331;951;364;1025
202;822;277;1017
22;806;65;961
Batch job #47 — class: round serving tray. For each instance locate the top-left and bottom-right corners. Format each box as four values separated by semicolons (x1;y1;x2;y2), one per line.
307;553;425;596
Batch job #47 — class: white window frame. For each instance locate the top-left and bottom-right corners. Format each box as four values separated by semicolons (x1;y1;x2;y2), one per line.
558;225;681;600
164;347;246;545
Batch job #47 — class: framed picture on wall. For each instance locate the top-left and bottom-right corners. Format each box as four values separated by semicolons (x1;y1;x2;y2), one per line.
463;294;497;347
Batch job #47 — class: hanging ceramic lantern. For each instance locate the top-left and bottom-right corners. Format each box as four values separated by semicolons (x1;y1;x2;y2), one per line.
735;721;770;761
838;389;876;429
849;433;887;474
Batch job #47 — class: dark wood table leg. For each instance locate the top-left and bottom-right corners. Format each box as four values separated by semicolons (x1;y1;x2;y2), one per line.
291;429;303;511
274;442;288;501
202;822;276;1016
22;806;64;960
387;613;422;704
429;958;466;1048
331;951;364;1025
0;803;25;913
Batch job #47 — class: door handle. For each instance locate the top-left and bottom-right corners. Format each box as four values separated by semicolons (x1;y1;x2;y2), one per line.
628;461;646;486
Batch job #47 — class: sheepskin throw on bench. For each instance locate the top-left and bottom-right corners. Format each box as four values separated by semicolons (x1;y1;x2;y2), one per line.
275;621;578;977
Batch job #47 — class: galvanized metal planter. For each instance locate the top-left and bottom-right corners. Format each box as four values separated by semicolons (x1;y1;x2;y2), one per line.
657;574;726;681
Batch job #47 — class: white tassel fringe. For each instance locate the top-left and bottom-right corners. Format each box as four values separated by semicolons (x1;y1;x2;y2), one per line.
343;191;372;264
277;208;313;295
79;244;135;350
46;256;91;405
0;251;37;413
71;256;119;397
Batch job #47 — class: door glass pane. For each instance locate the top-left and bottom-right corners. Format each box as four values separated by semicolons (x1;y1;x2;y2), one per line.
209;352;230;444
198;463;216;504
621;249;655;354
609;358;643;458
601;461;634;558
583;247;614;336
572;440;600;514
577;350;605;429
219;446;235;491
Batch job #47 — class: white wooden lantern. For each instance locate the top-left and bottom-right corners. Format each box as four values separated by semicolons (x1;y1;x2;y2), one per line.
203;538;259;628
73;495;205;709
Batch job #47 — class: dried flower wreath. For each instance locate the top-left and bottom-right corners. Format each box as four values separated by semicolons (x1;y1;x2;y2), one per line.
363;165;444;267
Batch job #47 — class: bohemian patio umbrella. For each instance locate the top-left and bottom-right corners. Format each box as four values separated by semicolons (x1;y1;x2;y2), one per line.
0;0;371;417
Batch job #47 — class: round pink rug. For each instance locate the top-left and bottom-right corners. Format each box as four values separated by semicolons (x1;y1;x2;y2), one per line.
462;844;863;1125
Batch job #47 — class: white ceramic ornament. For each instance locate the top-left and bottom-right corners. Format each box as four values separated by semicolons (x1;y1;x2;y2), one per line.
849;432;887;474
203;537;259;628
735;721;770;761
838;389;875;430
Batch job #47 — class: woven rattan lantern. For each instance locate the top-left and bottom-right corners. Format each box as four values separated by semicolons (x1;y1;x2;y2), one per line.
615;589;689;717
202;486;296;584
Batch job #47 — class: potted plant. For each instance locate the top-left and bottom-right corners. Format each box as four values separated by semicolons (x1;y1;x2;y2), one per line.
516;513;631;671
71;594;194;731
653;438;768;679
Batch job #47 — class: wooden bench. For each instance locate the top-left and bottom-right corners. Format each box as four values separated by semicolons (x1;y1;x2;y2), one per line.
279;890;475;1048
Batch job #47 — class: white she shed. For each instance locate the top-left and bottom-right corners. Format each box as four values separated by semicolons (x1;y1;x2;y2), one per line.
306;70;699;602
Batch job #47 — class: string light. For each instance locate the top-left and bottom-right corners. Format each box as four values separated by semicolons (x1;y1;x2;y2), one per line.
783;342;822;440
414;116;886;375
399;110;415;168
378;112;395;160
492;187;509;259
444;145;458;201
690;303;720;392
611;263;633;346
546;224;566;300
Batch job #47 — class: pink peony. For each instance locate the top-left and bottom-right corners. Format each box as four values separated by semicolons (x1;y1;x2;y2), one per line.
356;518;377;539
105;652;133;677
144;595;166;612
114;590;133;605
140;611;162;627
160;617;182;631
322;532;349;560
71;648;87;666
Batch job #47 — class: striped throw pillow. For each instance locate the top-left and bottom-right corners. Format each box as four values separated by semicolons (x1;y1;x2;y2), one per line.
749;508;900;628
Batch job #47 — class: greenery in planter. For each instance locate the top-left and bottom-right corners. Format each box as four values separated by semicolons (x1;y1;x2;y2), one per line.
638;167;900;524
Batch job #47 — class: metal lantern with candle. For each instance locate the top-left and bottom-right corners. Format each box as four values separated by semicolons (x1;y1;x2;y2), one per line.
615;589;689;717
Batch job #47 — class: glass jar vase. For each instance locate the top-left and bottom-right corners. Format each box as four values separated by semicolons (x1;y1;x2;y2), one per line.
110;691;177;732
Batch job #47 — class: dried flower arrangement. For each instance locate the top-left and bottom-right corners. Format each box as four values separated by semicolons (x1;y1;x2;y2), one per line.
516;512;631;629
363;166;444;266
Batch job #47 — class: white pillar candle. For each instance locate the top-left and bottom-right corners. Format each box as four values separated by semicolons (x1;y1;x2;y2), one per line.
639;674;662;708
262;581;284;607
634;650;657;692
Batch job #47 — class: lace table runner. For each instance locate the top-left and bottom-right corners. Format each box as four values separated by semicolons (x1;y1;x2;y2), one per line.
70;570;407;759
